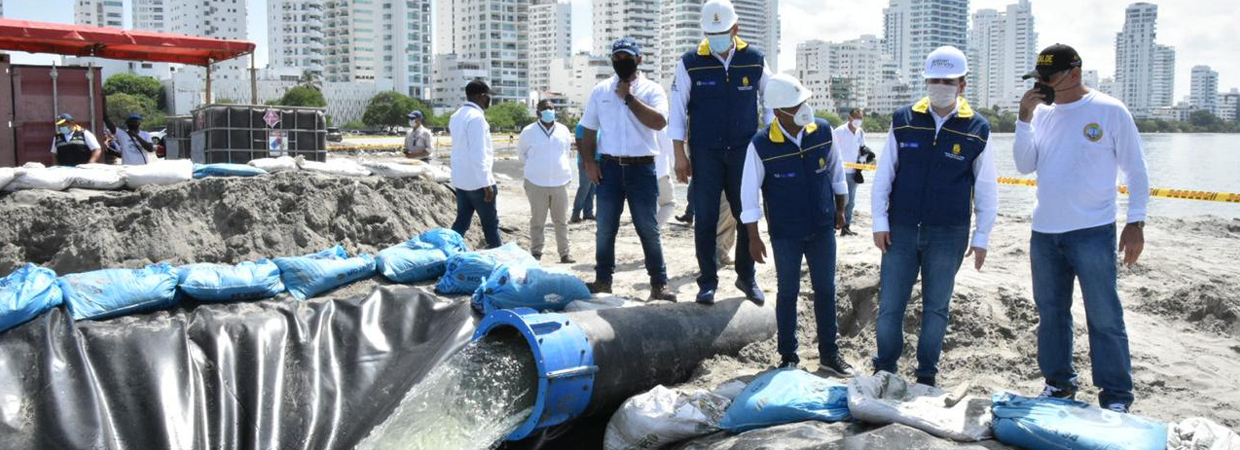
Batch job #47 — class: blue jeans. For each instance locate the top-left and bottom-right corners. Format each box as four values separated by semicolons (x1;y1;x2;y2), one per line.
594;159;668;286
690;145;754;290
572;159;596;219
873;224;969;379
845;176;859;225
1032;224;1133;407
451;185;502;249
772;231;839;363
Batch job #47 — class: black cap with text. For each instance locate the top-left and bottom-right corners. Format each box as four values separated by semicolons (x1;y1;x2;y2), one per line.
1023;44;1082;81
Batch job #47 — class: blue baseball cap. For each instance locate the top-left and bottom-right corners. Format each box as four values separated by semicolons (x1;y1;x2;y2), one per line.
126;114;143;121
56;113;73;125
407;110;424;120
611;37;641;57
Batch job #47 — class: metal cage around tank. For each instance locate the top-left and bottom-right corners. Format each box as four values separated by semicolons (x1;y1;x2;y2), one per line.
188;105;327;164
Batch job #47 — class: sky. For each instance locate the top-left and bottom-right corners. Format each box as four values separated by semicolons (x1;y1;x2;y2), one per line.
6;0;1239;101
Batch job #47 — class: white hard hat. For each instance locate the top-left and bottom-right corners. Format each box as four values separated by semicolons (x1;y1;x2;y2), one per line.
701;0;738;34
764;74;813;109
923;46;969;79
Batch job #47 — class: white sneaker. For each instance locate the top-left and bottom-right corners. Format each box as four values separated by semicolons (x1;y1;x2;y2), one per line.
1038;384;1076;400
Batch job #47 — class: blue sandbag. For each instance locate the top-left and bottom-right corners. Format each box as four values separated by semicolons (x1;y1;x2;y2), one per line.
718;369;851;433
376;242;448;283
436;243;537;296
177;259;285;302
59;264;179;321
417;228;469;256
274;246;377;300
193;163;269;178
474;264;591;314
991;393;1167;450
1;264;63;333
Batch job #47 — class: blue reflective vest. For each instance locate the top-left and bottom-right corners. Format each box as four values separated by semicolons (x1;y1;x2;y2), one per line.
682;37;765;150
887;97;990;227
753;118;837;240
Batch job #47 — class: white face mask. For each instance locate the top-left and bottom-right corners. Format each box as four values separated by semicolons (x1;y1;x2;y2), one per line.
793;104;815;127
409;120;419;128
851;119;863;128
927;84;959;109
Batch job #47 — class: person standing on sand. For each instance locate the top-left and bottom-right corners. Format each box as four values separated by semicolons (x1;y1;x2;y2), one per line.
740;74;853;376
1014;44;1149;414
449;79;503;249
870;46;998;388
833;108;869;237
404;110;435;162
518;100;575;264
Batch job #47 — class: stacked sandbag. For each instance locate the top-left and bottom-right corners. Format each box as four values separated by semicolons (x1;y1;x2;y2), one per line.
1168;417;1240;450
0;167;19;190
3;164;74;191
296;156;371;177
361;160;426;179
376;239;448;283
436;243;537;296
177;259;285;302
421;164;451;183
847;371;991;441
248;156;299;173
124;159;194;188
58;263;179;321
274;246;376;300
67;167;127;190
473;264;591;314
417;228;469;256
990;393;1167;450
193;163;269;178
717;369;851;433
604;385;732;450
0;264;63;333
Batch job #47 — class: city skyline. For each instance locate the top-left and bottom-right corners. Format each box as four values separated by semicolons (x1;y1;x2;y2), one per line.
5;0;1239;108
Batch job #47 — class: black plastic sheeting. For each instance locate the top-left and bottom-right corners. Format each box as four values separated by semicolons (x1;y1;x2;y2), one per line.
0;286;477;450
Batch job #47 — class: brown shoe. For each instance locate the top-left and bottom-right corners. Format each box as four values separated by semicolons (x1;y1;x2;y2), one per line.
587;280;612;294
649;284;676;301
560;255;576;264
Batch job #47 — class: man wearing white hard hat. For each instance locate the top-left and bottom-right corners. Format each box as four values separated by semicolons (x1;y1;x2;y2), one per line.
669;0;774;306
870;46;998;387
740;73;854;376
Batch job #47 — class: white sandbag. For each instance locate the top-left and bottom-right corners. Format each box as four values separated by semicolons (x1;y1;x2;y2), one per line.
1168;418;1240;450
360;161;426;178
420;164;451;183
68;168;127;190
0;168;19;191
124;159;193;188
846;371;992;442
21;162;45;169
604;385;731;450
297;156;371;177
76;163;125;172
3;167;74;192
710;380;748;402
248;156;299;173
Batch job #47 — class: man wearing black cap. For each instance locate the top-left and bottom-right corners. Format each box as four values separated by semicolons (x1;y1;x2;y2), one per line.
448;79;503;249
578;37;676;301
404;109;434;162
1014;43;1150;414
116;113;155;165
49;114;102;167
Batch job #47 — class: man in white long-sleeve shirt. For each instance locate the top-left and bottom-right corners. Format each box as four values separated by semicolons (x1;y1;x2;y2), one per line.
870;46;998;388
1013;44;1149;414
448;79;502;249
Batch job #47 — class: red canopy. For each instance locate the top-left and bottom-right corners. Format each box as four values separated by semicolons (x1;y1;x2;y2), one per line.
0;19;255;66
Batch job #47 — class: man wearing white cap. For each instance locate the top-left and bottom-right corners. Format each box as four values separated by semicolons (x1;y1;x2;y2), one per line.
740;73;853;375
669;0;774;305
870;46;998;387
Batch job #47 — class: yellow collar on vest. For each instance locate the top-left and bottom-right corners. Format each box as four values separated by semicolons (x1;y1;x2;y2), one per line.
768;119;818;144
697;36;749;56
911;96;974;118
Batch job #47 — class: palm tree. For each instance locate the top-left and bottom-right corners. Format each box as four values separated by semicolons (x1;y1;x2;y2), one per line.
299;69;323;92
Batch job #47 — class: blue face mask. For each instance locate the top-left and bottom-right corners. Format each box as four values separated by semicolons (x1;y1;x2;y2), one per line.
540;109;555;123
707;34;733;54
58;126;71;136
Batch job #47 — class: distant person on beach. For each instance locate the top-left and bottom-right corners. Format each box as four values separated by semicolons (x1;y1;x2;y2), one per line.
404;110;434;162
578;37;676;302
116;114;155;165
571;123;597;223
870;46;998;388
740;74;852;375
833;107;870;237
1014;43;1150;414
448;79;502;249
670;0;772;305
49;113;102;167
518;100;575;263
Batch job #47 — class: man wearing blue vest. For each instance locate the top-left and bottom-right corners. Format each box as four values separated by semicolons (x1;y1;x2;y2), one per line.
870;46;999;387
740;74;854;375
669;0;773;305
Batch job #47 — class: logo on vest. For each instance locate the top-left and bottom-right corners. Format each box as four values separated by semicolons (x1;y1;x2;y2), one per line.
899;141;920;149
1083;123;1104;142
738;75;754;91
944;144;965;161
696;80;718;87
815;156;829;173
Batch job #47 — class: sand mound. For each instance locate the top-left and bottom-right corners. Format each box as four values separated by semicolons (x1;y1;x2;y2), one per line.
0;173;477;275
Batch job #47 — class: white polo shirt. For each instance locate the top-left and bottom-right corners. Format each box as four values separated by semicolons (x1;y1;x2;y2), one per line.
579;73;669;157
831;124;866;174
518;121;574;187
448;102;495;191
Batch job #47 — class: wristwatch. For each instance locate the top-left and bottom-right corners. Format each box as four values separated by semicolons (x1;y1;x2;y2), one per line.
624;93;634;105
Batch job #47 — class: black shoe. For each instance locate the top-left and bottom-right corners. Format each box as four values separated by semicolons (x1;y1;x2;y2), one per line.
587;280;612;294
695;288;716;305
915;376;937;387
675;213;693;225
570;216;583;224
650;284;677;301
816;354;856;378
734;279;766;306
560;255;576;264
1038;383;1077;401
778;358;799;370
584;214;596;221
531;252;542;260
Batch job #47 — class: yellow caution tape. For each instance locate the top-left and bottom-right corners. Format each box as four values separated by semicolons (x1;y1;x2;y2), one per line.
844;164;1240;203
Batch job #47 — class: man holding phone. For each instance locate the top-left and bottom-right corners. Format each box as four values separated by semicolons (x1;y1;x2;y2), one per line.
1014;44;1150;414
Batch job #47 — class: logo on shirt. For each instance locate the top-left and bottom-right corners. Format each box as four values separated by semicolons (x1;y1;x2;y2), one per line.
952;144;961;155
742;76;750;87
899;142;920;149
1083;123;1104;142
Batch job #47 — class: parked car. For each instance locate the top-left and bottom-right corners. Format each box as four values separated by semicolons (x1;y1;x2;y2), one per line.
327;127;343;142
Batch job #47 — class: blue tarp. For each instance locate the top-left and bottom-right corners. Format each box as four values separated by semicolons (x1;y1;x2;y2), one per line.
177;259;285;302
274;246;377;301
718;369;851;433
0;264;63;333
991;393;1168;450
193;163;269;178
59;264;180;321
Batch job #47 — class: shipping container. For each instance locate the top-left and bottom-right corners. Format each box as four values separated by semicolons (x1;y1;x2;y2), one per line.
0;56;107;167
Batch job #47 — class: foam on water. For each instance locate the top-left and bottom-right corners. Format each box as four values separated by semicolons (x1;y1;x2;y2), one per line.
357;334;538;450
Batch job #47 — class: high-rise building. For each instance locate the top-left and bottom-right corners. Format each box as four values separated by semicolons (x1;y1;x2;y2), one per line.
1098;76;1119;98
1115;2;1176;118
593;0;659;75
322;0;432;99
1190;65;1219;113
1218;88;1239;122
268;0;325;81
430;54;489;113
1082;69;1100;89
435;0;457;55
655;0;780;87
440;0;529;103
76;0;125;28
1152;43;1175;109
967;0;1036;113
735;0;779;72
529;0;572;92
883;0;969;88
548;53;615;115
132;0;168;32
795;35;883;110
